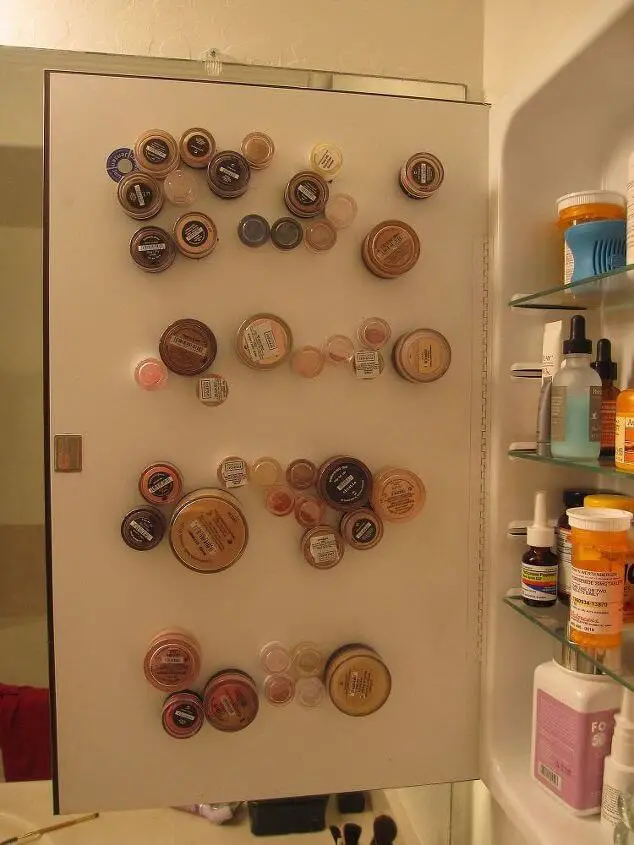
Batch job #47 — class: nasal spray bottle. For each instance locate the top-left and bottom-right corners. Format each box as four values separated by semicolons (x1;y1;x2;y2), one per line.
602;689;634;831
521;491;557;607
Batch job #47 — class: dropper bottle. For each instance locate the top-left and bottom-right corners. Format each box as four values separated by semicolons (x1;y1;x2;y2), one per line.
522;490;557;607
591;338;619;457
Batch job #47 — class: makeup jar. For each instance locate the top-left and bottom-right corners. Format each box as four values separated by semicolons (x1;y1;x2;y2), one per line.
284;171;329;218
286;459;317;490
162;691;204;739
323;335;355;366
235;314;293;370
325;194;358;229
203;670;259;732
121;506;165;551
134;130;180;178
196;375;229;406
317;456;373;512
238;214;270;248
325;644;391;716
241;132;275;169
292;642;324;677
357;317;391;351
294;494;325;529
129;226;176;273
340;508;384;550
291;346;325;378
134;357;168;391
179;128;216;169
304;220;337;253
163;169;196;206
159;319;217;376
217;457;250;488
169;488;249;573
371;468;426;523
271;217;303;251
362;220;421;278
260;642;292;674
173;212;217;259
265;485;296;517
138;462;183;506
264;674;295;707
392;328;451;383
144;629;201;692
301;525;345;569
399;152;444;199
310;143;343;179
353;351;384;380
117;172;163;220
207;151;251;199
296;677;326;708
251;457;283;487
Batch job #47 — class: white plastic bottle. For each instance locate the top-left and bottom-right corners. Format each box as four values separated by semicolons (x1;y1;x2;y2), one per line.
532;641;621;814
602;688;634;830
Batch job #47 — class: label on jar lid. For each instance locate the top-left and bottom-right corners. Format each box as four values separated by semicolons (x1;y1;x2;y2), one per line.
187;134;210;157
296;180;319;204
189;518;219;556
354;351;382;379
127;181;153;209
219;161;241;182
220;459;248;488
309;533;339;564
138;237;167;253
173;705;198;726
244;321;279;361
147;471;176;496
198;376;228;405
182;220;208;246
144;139;169;163
352;517;377;543
412;161;436;186
170;333;208;357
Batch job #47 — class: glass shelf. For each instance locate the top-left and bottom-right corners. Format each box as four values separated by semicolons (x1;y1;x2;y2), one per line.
509;264;634;310
504;592;634;691
508;447;634;480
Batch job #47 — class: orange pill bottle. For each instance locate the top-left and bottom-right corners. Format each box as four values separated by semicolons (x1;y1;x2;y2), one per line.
567;506;632;650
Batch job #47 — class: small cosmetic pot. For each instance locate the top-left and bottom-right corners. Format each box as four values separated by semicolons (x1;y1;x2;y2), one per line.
121;506;165;550
362;220;421;278
207;151;251;199
317;456;373;512
284;171;329;218
304;219;337;253
197;374;229;406
271;217;303;250
163;169;196;206
296;677;326;708
265;485;296;517
162;690;204;739
238;214;270;248
353;350;384;379
134;129;180;178
294;494;325;529
357;317;391;351
117;172;163;220
323;335;355;366
235;313;293;370
264;674;295;706
292;642;324;677
139;462;183;506
203;669;259;732
241;132;275;169
252;457;283;487
339;508;384;550
310;143;343;179
399;152;444;199
173;212;217;258
159;318;217;376
392;328;451;383
325;193;357;229
260;642;292;674
169;488;249;573
134;357;168;390
286;459;317;490
144;629;201;692
179;128;216;169
130;226;176;272
371;468;426;523
217;456;250;488
291;346;325;378
301;525;345;569
325;644;391;716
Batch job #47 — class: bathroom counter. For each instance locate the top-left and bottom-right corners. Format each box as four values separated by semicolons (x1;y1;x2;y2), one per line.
0;782;414;845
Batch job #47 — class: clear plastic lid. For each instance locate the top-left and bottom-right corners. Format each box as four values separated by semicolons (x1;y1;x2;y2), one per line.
292;642;324;677
252;457;283;487
265;485;296;517
260;642;292;674
291;346;325;378
357;317;391;350
295;677;325;708
556;190;626;212
304;219;337;253
264;674;295;706
163;169;197;206
323;334;355;366
134;358;168;390
325;193;357;229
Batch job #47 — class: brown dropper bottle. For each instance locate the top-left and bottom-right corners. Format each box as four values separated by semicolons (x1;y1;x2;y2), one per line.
591;338;619;457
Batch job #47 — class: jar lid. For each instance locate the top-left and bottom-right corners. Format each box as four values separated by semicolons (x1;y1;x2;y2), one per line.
117;172;163;219
284;171;329;218
235;313;293;369
357;317;391;350
207;151;251;198
179;128;216;168
264;674;295;706
323;335;355;366
393;328;451;383
260;642;292;674
304;219;337;253
362;220;420;278
265;485;296;517
121;506;165;550
163;169;197;206
557;190;626;212
241;132;275;169
400;152;444;199
325;193;358;229
584;494;634;514
173;212;217;258
129;227;176;273
134;129;180;178
238;214;270;248
291;346;325;378
159;318;217;376
196;374;229;406
271;217;303;250
310;143;343;179
286;459;317;490
252;457;283;487
566;506;633;532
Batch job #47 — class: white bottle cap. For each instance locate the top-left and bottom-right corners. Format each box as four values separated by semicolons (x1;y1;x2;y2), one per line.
527;490;555;548
556;190;626;212
566;506;633;533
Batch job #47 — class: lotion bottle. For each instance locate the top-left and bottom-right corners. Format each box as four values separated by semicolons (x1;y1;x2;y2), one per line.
602;688;634;830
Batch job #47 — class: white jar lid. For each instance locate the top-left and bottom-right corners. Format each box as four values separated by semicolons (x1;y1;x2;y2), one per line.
557;190;626;212
566;506;633;532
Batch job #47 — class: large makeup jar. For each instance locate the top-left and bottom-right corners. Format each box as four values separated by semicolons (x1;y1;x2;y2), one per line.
117;172;163;220
235;313;293;370
362;220;420;278
179;128;216;169
207;151;251;199
159;319;217;376
162;690;204;739
284;171;329;218
392;328;451;383
203;670;259;732
399;152;444;199
371;468;426;523
134;130;180;179
129;226;176;272
325;644;392;717
317;456;373;512
144;629;201;692
169;488;249;573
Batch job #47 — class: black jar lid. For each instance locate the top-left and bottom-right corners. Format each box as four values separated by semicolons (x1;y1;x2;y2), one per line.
238;214;270;247
121;506;165;551
271;217;303;250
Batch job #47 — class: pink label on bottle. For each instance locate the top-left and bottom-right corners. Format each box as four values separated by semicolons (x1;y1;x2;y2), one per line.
534;690;617;810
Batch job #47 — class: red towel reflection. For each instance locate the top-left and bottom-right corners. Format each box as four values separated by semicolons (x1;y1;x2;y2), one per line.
0;684;51;781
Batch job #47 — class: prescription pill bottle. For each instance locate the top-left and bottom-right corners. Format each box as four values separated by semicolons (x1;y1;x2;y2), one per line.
557;191;625;285
585;494;634;626
567;506;632;650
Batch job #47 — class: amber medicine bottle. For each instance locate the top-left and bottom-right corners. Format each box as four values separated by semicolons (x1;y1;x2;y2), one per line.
522;491;557;608
615;387;634;472
591;338;619;457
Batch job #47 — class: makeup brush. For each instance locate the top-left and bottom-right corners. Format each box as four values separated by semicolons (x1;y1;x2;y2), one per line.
329;825;342;845
371;814;398;845
343;822;362;845
0;813;99;845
